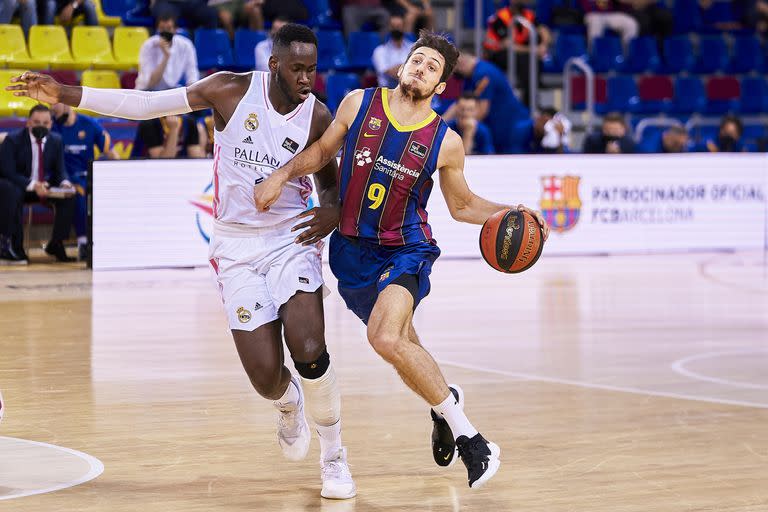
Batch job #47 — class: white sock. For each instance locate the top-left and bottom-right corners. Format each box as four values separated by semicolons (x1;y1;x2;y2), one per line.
432;392;478;440
316;420;343;461
300;363;341;426
273;377;300;409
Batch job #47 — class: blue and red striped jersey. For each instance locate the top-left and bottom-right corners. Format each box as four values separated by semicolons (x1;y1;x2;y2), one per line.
338;88;449;246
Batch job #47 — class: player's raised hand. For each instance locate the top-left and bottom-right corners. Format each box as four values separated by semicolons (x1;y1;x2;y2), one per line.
292;206;340;245
517;204;550;241
253;173;286;211
6;71;63;104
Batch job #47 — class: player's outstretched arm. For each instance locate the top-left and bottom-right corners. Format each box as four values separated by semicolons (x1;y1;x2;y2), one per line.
438;129;550;240
253;90;364;212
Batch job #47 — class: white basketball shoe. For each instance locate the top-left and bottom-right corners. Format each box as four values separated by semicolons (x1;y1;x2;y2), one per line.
320;447;356;499
275;376;311;461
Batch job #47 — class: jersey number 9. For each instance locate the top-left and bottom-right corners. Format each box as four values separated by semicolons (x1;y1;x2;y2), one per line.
367;183;386;210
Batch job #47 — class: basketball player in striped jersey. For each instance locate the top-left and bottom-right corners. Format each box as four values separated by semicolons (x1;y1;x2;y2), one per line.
254;32;550;489
7;24;356;499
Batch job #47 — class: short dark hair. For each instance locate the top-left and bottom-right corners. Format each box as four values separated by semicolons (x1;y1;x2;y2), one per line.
665;125;687;136
539;107;557;117
720;114;743;136
406;31;459;82
29;104;50;117
603;112;626;126
156;12;177;26
273;23;317;52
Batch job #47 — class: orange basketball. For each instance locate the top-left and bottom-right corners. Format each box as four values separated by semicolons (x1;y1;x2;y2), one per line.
479;209;544;273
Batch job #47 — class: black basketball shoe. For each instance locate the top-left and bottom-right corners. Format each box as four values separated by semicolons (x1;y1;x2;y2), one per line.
456;433;501;489
430;385;464;467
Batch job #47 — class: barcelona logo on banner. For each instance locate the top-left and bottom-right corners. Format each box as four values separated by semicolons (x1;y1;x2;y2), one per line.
540;175;582;233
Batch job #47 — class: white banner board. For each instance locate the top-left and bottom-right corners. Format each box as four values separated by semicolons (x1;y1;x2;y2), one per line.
93;154;767;270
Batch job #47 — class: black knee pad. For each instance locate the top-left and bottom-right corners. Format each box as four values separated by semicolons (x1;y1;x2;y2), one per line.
293;349;330;379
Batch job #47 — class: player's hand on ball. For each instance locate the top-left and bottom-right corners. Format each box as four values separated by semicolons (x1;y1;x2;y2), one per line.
292;206;340;245
517;204;549;241
253;174;285;211
6;71;62;104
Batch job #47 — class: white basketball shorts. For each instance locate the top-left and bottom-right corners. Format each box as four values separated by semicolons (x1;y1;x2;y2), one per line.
208;218;324;331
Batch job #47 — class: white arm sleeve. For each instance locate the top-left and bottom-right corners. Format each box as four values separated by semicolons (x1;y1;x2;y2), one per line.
77;86;193;120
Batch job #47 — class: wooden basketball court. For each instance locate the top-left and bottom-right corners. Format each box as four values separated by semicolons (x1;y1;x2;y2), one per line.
1;251;767;511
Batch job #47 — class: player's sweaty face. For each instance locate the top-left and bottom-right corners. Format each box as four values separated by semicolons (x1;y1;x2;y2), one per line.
399;47;445;99
275;42;317;104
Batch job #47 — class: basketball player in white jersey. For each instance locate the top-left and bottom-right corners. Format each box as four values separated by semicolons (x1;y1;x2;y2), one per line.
7;24;356;499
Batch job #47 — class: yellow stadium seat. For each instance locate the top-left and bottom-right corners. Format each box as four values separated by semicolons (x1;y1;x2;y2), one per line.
0;69;40;117
93;0;122;27
113;27;148;69
29;25;85;70
0;24;49;69
78;70;121;116
72;26;123;70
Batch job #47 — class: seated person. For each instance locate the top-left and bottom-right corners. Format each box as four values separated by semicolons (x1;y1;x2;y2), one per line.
706;114;745;153
446;93;494;155
531;107;571;153
659;125;689;153
133;115;205;159
40;0;98;26
582;112;636;154
255;16;289;72
372;15;414;88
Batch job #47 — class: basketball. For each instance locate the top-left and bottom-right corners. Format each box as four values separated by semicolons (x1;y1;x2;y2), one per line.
479;209;544;273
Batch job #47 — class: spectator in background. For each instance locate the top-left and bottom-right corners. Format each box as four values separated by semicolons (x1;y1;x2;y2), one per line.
580;0;638;48
254;16;289;72
0;0;37;37
660;125;689;153
531;107;571;153
133;115;205;159
753;0;768;36
150;0;217;29
213;0;266;39
51;103;118;261
342;0;390;36
136;13;199;91
446;93;494;155
482;0;552;108
619;0;673;44
706;114;745;153
582;112;635;154
372;15;414;87
40;0;98;26
383;0;432;34
449;52;530;154
0;105;75;264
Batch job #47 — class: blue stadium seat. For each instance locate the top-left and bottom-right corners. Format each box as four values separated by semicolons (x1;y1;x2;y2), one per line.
672;0;701;33
589;36;623;73
102;0;127;17
326;73;360;113
195;29;234;70
543;33;587;73
739;77;768;113
662;36;694;73
622;37;660;73
671;76;705;113
604;76;640;113
637;126;666;153
729;35;763;73
743;123;766;145
234;29;267;71
305;0;340;29
121;0;153;26
347;31;382;70
693;36;728;74
317;30;348;71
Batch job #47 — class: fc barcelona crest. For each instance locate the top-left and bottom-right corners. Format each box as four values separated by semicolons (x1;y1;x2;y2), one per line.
368;117;382;131
540;175;581;233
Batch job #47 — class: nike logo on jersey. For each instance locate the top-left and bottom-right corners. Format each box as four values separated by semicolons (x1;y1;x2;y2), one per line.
363;132;377;138
242;136;253;144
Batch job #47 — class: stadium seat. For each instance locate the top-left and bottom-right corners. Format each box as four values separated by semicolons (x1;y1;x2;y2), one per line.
622;36;660;73
693;36;728;74
0;24;48;69
120;70;138;89
195;29;234;70
317;30;348;72
589;36;623;73
543;33;587;73
72;26;123;70
305;0;340;29
325;73;360;114
113;26;149;69
637;75;673;114
347;31;382;70
0;69;38;116
671;76;705;113
41;70;79;86
604;75;639;113
29;25;83;69
662;36;694;73
122;0;154;27
728;35;763;73
82;70;120;88
705;76;740;115
570;75;607;112
101;0;127;17
233;29;267;71
636;125;666;153
672;0;701;33
93;0;121;26
739;77;768;113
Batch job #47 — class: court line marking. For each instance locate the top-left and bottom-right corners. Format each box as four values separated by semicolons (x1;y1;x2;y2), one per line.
670;350;768;391
0;436;104;500
439;360;768;410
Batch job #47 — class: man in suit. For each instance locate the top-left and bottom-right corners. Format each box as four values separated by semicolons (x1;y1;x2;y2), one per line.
0;104;76;264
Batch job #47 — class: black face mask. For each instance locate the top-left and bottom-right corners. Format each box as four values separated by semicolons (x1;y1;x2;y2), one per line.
390;30;404;41
159;31;174;43
603;134;621;144
718;135;737;151
31;126;49;140
56;113;69;125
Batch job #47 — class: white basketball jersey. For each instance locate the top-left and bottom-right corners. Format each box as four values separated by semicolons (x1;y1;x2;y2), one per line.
211;71;316;227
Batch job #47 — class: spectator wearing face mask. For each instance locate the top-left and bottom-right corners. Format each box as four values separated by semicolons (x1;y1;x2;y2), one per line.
706;114;745;153
136;13;200;91
582;112;635;154
372;15;414;88
254;16;289;72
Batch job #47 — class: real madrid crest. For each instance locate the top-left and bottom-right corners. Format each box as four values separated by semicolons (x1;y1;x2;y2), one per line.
368;117;382;131
244;113;259;131
236;306;252;323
